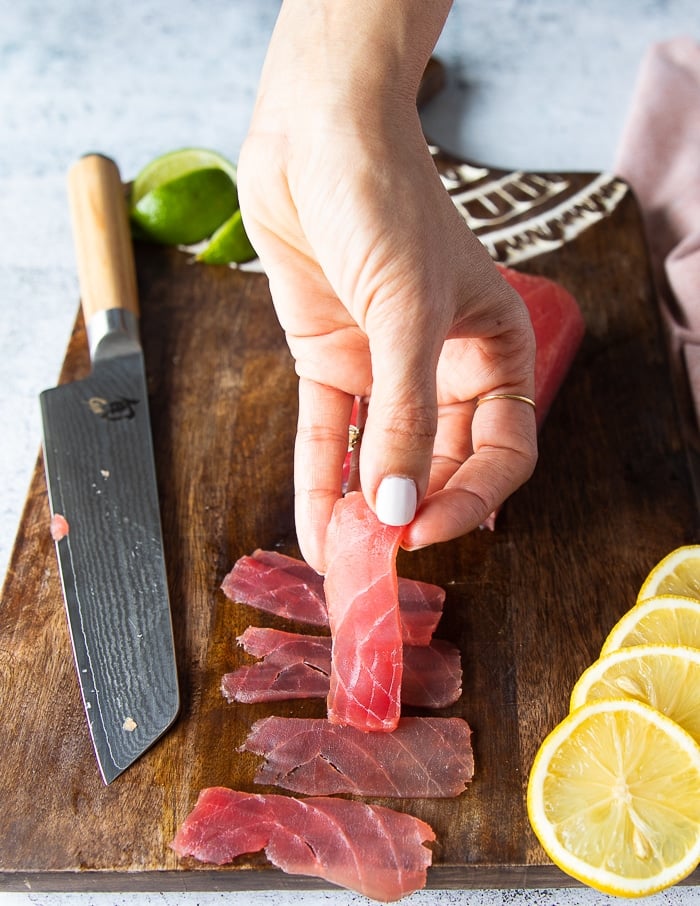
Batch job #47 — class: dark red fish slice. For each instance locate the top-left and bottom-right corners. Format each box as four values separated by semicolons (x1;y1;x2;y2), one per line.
324;492;404;732
221;627;462;708
221;552;327;625
222;630;331;702
241;716;474;798
221;549;444;646
393;575;446;646
171;787;435;902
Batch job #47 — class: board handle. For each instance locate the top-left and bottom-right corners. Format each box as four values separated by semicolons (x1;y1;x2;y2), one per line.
67;154;140;361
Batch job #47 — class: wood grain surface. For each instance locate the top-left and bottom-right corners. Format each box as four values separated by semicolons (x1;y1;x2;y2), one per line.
1;162;699;893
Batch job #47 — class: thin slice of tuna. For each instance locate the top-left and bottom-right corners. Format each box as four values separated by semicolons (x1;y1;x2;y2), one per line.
222;551;328;625
171;787;435;902
222;629;331;702
323;492;404;731
221;627;462;708
241;716;474;798
221;549;444;646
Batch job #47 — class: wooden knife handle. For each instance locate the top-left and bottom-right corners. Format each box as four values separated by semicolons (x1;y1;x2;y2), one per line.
67;153;139;324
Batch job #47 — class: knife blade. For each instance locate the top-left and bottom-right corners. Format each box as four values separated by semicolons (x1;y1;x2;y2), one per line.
39;153;179;784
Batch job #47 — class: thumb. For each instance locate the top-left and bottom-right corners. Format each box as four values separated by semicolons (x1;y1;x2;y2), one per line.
359;317;440;527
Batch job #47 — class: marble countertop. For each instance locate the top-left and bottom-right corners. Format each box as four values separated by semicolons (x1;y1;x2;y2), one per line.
1;1;699;904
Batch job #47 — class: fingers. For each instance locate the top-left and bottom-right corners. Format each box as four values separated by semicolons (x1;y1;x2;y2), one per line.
294;378;355;573
359;311;443;528
424;402;476;496
402;394;538;549
240;123;539;557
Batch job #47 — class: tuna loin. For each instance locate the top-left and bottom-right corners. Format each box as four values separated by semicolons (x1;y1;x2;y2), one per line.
221;548;444;646
477;264;586;529
171;787;435;902
496;263;585;428
241;716;474;798
222;627;462;708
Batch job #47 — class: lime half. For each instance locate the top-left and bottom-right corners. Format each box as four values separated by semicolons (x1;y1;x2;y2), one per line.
131;147;237;202
129;148;239;246
130;167;238;245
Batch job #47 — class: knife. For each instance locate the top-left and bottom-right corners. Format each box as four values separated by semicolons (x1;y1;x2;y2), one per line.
39;153;179;784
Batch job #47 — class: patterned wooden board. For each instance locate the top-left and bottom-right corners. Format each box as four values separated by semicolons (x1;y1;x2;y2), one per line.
434;148;628;265
419;55;630;266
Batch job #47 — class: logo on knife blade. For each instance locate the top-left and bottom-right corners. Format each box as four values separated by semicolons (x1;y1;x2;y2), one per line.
87;396;140;420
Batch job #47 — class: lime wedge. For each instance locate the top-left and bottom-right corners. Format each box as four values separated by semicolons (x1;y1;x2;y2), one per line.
196;209;256;265
130;167;238;246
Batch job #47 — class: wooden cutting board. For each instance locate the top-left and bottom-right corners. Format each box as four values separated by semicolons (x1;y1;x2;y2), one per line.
2;139;700;894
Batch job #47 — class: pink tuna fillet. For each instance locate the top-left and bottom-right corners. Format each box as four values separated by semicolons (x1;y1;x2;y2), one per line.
171;787;435;902
324;492;403;732
241;716;474;798
221;549;444;646
221;627;462;708
496;263;585;428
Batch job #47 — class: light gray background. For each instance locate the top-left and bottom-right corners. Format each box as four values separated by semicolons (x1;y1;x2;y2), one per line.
1;1;699;904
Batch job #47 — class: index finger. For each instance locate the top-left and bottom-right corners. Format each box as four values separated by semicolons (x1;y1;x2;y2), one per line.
294;377;355;573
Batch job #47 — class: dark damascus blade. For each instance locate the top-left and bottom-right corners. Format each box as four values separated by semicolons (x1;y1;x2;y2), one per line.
40;350;179;783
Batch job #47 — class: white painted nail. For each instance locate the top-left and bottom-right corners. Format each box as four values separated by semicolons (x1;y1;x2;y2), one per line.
376;476;417;526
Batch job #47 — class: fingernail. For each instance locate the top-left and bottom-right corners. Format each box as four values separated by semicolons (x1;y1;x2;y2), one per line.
376;476;417;526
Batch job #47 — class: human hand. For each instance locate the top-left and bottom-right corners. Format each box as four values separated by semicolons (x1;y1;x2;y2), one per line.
237;0;537;573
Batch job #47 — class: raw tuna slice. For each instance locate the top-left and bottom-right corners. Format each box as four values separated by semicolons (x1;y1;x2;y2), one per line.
222;629;330;702
496;263;585;428
242;716;474;798
171;787;435;902
221;549;444;646
221;552;328;625
324;491;403;732
221;627;462;708
398;638;463;708
393;576;445;646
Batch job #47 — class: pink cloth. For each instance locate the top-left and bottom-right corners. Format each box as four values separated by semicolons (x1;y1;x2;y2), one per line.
615;37;700;422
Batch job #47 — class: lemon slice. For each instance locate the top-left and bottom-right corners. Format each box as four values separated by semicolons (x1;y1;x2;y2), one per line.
527;699;700;897
601;595;700;655
129;148;239;246
638;545;700;602
570;644;700;744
